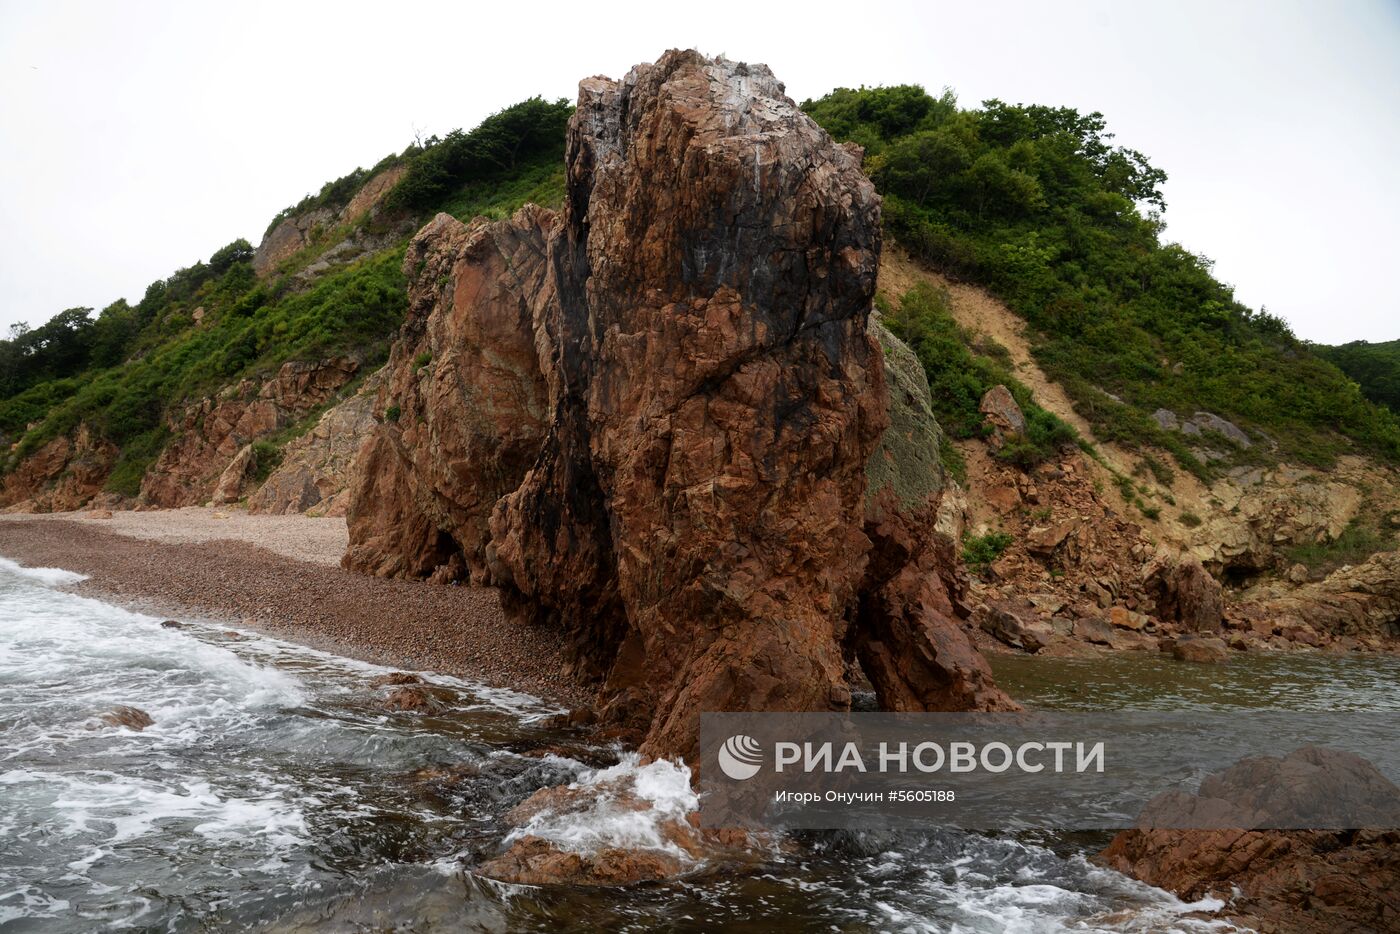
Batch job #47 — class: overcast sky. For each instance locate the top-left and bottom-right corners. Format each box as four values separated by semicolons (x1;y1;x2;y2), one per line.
1;0;1397;344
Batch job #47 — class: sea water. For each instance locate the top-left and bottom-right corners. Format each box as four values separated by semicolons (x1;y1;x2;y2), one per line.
1;555;1267;931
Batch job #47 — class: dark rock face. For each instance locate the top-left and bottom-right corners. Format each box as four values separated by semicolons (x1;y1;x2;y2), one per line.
343;50;1014;760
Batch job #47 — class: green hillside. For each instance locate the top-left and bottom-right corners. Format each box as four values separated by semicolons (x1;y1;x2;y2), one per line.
0;99;569;493
4;83;1398;504
803;86;1400;475
1315;339;1400;413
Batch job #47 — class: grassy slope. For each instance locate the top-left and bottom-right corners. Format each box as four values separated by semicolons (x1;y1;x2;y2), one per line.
0;100;570;496
803;86;1400;478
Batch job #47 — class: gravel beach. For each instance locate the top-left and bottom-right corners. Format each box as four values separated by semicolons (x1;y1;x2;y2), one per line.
0;512;588;707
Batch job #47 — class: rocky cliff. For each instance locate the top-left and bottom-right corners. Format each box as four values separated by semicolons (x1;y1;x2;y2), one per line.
141;358;360;507
343;50;1014;760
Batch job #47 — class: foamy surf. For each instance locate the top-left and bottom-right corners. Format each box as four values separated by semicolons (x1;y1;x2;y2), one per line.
0;557;1260;931
0;555;87;587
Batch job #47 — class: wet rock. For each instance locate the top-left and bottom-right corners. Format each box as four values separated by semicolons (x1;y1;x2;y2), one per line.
477;834;685;886
101;706;154;731
368;672;424;687
1101;748;1400;933
1171;634;1229;664
978;384;1026;450
383;685;447;713
159;619;186;629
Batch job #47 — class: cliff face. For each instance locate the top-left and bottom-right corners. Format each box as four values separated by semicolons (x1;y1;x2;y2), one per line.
142;358;360;507
343;50;1014;759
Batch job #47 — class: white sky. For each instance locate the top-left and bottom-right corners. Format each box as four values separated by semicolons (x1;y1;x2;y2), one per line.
1;0;1396;343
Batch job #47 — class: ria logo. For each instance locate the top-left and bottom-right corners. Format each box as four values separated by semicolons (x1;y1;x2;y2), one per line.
718;734;764;780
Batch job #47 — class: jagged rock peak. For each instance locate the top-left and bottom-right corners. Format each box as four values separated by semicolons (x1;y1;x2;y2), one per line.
342;50;1013;761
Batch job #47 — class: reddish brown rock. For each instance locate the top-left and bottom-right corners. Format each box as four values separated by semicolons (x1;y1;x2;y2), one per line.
0;423;118;512
341;209;555;582
1101;748;1400;933
247;368;384;516
101;706;154;731
1171;634;1230;664
1144;553;1224;632
343;50;1015;761
382;684;447;712
978;384;1025;450
477;835;686;886
142;358;359;507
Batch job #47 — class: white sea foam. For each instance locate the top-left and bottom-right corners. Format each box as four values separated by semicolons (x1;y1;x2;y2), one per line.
0;555;87;586
503;754;701;859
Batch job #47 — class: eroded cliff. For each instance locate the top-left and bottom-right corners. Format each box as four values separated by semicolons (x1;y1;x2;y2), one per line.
343;50;1014;759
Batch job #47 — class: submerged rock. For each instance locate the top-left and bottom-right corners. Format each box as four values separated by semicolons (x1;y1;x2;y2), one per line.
342;50;1014;761
101;706;154;731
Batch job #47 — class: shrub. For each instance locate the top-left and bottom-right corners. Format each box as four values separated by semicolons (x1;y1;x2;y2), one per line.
963;531;1013;573
804;87;1400;468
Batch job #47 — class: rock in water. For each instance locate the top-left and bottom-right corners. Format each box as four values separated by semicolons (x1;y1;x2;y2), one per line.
101;706;154;730
343;50;1015;761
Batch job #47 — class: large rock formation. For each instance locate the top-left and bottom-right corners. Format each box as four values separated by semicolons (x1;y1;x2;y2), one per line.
1237;549;1400;641
343;50;1014;760
142;358;359;507
248;367;385;516
0;423;117;512
1102;747;1400;932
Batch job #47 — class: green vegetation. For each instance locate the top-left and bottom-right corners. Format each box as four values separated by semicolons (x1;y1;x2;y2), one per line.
386;97;571;213
1315;339;1400;413
1;96;573;492
804;86;1400;471
880;284;1078;467
1284;515;1397;575
250;440;283;486
962;530;1013;574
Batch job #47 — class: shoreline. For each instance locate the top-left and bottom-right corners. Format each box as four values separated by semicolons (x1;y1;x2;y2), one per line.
0;515;590;708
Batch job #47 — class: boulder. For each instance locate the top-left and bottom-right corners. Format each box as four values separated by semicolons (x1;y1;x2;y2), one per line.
210;444;257;505
342;51;1015;761
1144;553;1223;632
1075;616;1116;646
1171;634;1230;664
1109;606;1152;631
975;599;1052;653
978;384;1025;449
1101;748;1400;933
101;706;154;731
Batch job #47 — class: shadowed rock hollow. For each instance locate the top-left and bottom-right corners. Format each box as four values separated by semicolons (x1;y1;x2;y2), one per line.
343;49;1015;760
